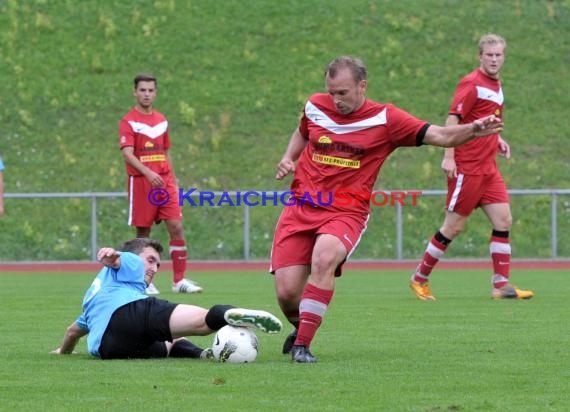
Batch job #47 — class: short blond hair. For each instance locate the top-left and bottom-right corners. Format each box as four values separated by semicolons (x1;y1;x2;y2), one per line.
478;34;507;54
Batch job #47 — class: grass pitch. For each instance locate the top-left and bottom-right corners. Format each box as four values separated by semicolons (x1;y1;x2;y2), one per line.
0;268;566;411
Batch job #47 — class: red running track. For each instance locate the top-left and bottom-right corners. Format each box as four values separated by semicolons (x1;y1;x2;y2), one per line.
1;260;569;273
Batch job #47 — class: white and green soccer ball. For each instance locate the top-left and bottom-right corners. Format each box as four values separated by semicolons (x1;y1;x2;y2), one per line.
212;325;259;363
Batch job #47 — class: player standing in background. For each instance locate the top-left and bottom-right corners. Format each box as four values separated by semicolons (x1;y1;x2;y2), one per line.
0;153;5;217
119;74;202;295
410;34;533;301
272;56;505;363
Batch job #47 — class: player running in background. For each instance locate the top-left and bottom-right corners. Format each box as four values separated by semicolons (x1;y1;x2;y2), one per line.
272;56;505;363
119;73;202;295
51;238;281;359
410;34;533;301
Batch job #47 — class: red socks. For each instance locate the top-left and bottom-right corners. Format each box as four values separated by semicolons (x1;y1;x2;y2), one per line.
295;283;334;348
490;231;511;289
169;239;187;284
413;232;450;283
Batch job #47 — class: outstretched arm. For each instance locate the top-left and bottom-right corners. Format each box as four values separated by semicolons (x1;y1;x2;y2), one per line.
51;322;88;355
276;128;308;180
97;247;121;269
424;114;503;148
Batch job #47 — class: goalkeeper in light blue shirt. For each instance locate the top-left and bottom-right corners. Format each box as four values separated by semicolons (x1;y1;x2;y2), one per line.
52;238;282;359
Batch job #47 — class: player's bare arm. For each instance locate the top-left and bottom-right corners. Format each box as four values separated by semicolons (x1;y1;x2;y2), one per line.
51;322;88;355
121;147;165;187
424;115;503;148
276;128;308;180
441;115;459;177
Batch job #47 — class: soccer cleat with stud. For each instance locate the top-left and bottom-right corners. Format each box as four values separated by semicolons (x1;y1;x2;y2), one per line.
291;345;317;363
145;282;160;295
492;284;534;300
172;278;203;294
282;329;298;354
410;280;436;300
224;308;283;333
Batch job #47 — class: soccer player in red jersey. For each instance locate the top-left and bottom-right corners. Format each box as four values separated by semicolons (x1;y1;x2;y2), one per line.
410;34;533;301
119;74;202;295
272;56;504;363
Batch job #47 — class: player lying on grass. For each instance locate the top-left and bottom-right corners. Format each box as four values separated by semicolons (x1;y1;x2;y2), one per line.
51;238;282;359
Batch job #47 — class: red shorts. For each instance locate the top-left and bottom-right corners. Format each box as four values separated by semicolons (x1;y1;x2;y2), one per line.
446;171;509;217
127;174;182;227
270;204;369;276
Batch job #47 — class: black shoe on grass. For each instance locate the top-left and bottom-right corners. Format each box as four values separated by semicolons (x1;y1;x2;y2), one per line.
282;329;298;354
291;344;316;363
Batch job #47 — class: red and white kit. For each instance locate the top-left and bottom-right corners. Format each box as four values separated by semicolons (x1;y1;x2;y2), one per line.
271;93;429;273
119;108;181;227
445;69;508;215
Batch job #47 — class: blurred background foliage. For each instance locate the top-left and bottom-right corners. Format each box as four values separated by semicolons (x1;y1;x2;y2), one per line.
0;0;568;260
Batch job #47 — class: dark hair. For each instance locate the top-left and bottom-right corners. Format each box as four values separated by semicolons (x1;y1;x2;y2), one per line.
119;238;163;255
133;73;157;89
325;56;367;83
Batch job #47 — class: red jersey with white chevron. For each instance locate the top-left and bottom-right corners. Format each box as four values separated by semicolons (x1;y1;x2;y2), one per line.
291;93;428;214
449;69;504;174
119;108;171;176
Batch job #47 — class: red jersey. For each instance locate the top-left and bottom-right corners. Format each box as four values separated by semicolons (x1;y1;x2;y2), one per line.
119;108;172;176
291;93;428;214
449;69;504;174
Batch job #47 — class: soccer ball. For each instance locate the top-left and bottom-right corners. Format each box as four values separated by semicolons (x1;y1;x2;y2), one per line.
211;325;258;363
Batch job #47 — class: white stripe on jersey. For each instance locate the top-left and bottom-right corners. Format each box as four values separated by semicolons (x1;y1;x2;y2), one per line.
305;101;387;134
475;86;504;105
128;120;168;139
447;173;464;212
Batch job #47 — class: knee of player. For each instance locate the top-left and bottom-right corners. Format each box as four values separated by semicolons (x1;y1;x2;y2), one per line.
276;284;302;303
496;214;513;230
440;223;463;239
311;253;342;277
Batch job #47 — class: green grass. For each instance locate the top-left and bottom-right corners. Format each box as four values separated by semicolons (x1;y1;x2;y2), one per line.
1;0;570;260
1;268;567;411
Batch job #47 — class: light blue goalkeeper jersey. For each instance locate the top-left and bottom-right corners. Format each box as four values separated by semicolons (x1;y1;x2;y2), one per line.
76;252;148;356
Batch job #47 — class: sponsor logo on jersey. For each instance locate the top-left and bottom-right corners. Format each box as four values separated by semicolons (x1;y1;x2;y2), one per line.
140;154;167;162
312;153;360;169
